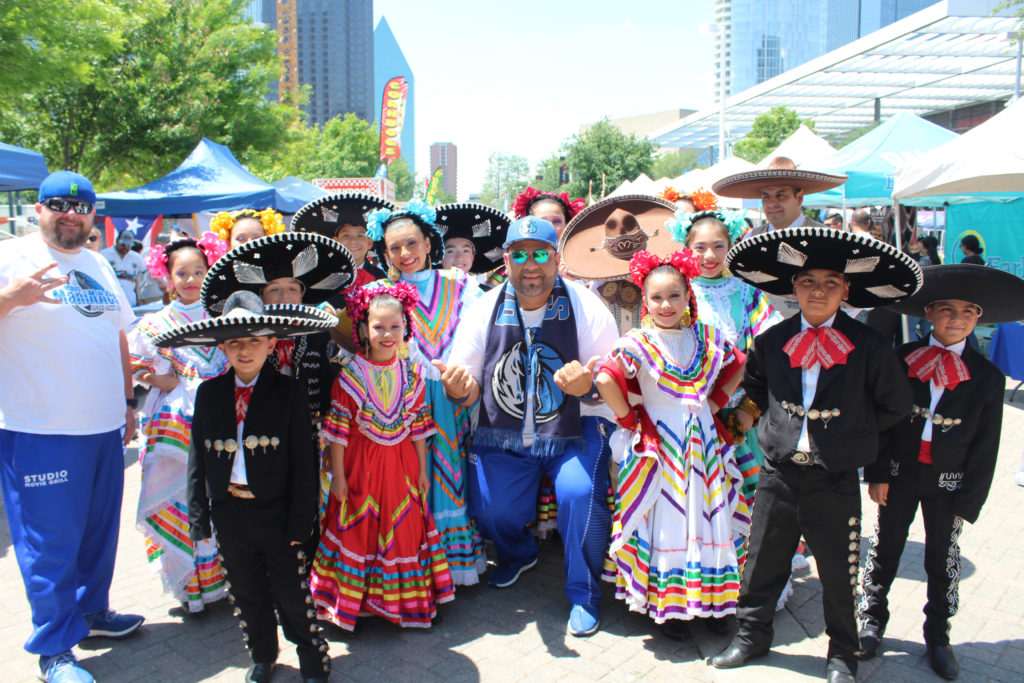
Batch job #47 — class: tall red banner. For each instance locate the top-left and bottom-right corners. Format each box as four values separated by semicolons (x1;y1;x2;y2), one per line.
379;76;408;162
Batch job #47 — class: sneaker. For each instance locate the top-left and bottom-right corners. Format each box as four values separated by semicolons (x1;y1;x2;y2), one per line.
38;651;94;683
567;604;600;637
488;557;538;588
83;610;144;639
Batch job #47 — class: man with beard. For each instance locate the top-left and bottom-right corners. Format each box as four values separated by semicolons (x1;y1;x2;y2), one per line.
433;216;619;637
101;229;145;307
0;171;144;683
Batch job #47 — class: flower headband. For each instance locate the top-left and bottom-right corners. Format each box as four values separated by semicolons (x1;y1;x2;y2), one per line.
145;231;228;279
365;198;437;242
666;209;748;244
209;208;285;242
690;188;718;211
512;186;585;220
344;281;420;345
629;249;702;325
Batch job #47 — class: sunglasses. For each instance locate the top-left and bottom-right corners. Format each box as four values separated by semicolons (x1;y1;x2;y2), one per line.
510;249;552;265
43;198;94;215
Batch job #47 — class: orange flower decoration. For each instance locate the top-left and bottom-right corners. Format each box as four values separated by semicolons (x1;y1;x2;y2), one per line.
690;188;719;212
658;187;682;202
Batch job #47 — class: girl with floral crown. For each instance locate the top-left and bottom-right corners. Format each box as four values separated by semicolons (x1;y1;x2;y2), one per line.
310;282;455;630
595;248;751;635
209;207;285;250
129;232;230;614
364;199;487;585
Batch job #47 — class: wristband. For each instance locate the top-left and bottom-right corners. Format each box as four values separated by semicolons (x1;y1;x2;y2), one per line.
126;397;138;408
449;392;474;406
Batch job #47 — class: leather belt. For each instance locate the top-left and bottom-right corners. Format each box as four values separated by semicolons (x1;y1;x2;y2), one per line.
227;483;255;499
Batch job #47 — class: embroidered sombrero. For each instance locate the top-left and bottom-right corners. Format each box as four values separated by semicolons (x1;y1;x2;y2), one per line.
153;292;337;348
883;264;1024;323
713;168;848;199
433;202;510;273
559;195;679;281
291;192;396;238
202;232;356;314
724;226;923;308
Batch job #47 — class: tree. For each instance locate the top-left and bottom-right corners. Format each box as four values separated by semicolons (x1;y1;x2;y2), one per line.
650;149;704;179
478;153;530;210
388;158;416;202
1;0;304;188
532;154;567;193
563;120;656;199
733;106;816;164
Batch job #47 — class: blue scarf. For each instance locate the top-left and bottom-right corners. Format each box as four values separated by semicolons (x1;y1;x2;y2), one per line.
476;276;582;457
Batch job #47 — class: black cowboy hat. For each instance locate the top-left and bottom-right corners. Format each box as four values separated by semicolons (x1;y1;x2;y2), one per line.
883;264;1024;323
433;202;510;274
291;192;396;238
724;226;923;308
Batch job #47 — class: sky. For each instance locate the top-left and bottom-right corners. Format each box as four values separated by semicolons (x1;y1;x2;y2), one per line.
372;0;718;199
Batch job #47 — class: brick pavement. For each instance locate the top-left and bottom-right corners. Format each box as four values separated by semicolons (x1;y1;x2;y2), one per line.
2;387;1023;682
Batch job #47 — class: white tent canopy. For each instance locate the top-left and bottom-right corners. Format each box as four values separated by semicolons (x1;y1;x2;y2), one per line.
893;97;1024;205
758;125;837;169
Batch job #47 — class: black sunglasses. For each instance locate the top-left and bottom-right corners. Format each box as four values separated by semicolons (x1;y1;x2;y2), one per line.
43;198;94;215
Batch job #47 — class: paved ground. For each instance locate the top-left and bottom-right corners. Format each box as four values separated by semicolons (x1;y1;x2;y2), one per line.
3;385;1024;682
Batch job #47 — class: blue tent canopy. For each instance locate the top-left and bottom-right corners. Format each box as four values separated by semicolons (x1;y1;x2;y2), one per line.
272;176;327;205
96;138;308;216
803;113;958;207
0;142;49;192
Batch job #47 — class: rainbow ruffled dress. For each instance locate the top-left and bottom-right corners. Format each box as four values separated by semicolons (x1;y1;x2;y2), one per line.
129;299;229;611
604;324;750;622
311;353;454;630
380;268;487;585
691;275;781;498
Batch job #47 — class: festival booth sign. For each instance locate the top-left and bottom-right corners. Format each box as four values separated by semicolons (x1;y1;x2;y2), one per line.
802;112;958;208
379;76;408;162
893;97;1024;278
96;138;310;216
311;177;396;203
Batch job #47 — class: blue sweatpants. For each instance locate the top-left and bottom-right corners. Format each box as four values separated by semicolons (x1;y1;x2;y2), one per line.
0;429;124;656
469;416;611;607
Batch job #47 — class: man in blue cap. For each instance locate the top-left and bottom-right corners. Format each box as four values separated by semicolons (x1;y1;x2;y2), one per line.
0;171;143;683
434;216;618;636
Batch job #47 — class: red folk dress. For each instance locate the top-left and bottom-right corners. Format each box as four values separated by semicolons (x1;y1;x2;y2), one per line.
310;353;455;630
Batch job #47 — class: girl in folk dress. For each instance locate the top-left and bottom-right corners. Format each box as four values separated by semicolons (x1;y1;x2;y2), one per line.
311;282;454;630
596;249;750;634
129;233;229;613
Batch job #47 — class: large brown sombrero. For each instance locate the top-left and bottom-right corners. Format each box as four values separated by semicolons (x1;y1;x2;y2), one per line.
713;168;847;199
559;195;678;281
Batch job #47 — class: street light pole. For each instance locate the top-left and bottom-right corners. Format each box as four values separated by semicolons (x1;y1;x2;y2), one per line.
719;22;727;163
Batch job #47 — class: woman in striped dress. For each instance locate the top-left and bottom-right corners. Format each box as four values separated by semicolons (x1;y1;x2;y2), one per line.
129;234;229;614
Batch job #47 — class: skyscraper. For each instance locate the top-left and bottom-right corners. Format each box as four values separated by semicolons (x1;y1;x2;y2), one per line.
715;0;936;99
297;0;374;126
374;18;415;171
429;143;457;199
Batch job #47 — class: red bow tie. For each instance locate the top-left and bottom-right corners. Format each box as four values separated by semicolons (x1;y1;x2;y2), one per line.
276;338;296;371
235;386;253;424
783;326;855;370
905;345;970;391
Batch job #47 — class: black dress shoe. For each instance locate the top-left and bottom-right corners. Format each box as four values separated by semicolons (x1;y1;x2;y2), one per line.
858;630;880;660
245;662;274;683
709;642;769;669
827;668;856;683
659;620;689;641
928;644;959;680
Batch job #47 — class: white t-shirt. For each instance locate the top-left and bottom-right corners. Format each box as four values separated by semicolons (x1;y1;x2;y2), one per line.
100;246;145;306
0;233;134;434
448;279;618;420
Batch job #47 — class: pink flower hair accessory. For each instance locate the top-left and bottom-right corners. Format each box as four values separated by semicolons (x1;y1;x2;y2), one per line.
196;231;228;264
344;281;420;345
145;244;169;279
512;186;586;220
144;231;229;280
629;249;702;325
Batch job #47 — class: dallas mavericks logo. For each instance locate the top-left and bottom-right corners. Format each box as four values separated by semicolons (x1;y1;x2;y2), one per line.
490;340;566;423
53;270;120;318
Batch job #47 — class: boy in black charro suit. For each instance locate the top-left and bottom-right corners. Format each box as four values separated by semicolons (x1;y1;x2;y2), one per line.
154;291;337;683
858;264;1024;681
709;227;920;682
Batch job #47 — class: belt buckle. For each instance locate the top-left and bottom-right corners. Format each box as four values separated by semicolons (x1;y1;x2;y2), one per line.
228;483;255;499
790;451;812;466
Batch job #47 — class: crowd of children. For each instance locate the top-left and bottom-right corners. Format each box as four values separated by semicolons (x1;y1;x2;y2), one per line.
113;179;1022;683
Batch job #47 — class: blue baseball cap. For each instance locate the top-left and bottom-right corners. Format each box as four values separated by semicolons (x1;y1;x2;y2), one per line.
502;216;558;250
38;171;96;204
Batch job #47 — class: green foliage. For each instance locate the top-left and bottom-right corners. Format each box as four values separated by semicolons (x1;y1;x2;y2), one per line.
650;149;704;179
733;106;816;164
0;0;127;100
388;158;416;202
834;122;880;149
432;188;457;205
479;153;530;210
563;120;656;199
532;154;566;193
